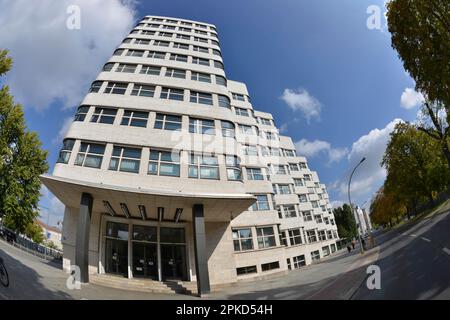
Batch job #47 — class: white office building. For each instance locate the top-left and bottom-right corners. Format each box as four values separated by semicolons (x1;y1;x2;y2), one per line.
41;15;340;295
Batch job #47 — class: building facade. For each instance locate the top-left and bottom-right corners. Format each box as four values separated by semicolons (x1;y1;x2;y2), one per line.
41;15;339;294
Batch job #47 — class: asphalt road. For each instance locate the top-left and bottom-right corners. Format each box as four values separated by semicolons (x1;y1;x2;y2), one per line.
353;209;450;299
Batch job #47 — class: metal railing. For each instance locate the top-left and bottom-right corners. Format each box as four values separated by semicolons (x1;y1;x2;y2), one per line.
0;225;62;263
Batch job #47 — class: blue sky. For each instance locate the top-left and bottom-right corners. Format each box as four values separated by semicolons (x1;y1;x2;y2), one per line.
0;0;424;226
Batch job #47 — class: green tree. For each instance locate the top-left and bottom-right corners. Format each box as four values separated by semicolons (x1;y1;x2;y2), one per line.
333;204;358;240
382;122;450;214
370;187;407;227
386;0;450;168
0;49;48;234
24;221;44;244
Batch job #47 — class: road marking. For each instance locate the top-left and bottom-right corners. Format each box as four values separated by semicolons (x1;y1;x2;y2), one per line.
443;248;450;256
402;233;408;236
410;234;417;237
421;237;431;242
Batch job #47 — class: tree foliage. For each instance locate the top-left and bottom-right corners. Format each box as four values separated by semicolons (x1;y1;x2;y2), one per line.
386;0;450;168
370;187;407;227
333;204;358;240
0;49;48;234
24;221;44;244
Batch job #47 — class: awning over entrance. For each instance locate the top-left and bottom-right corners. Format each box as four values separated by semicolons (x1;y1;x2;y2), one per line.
40;174;256;222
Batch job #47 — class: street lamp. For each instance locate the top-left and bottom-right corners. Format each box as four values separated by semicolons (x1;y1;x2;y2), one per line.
348;157;366;255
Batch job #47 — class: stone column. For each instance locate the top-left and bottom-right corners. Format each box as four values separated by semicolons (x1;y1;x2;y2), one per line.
75;192;93;283
192;204;211;296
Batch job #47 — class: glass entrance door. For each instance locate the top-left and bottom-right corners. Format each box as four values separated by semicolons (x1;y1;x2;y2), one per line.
132;243;158;279
161;244;187;280
105;222;129;277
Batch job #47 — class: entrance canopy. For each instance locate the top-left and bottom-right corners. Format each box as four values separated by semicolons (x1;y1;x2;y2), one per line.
40;174;255;222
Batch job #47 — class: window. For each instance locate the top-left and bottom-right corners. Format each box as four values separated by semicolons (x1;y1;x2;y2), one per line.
116;64;136;73
294;178;304;187
307;230;317;243
304;174;312;181
226;155;241;181
159;32;173;38
104;82;128;95
191;72;211;83
134;39;150;45
148;150;180;177
292;255;306;269
311;250;320;261
256;227;276;249
260;118;272;126
252;195;270;211
330;219;335;226
176;34;190;40
194;36;208;43
327;230;333;239
75;143;105;168
214;60;224;69
178;27;191;32
238;124;255;135
303;210;313;222
318;230;327;241
153;40;169;47
232;93;245;101
212;49;221;56
232;228;253;251
289;229;303;245
261;261;280;272
276;184;291;195
322;246;330;257
221;120;235;138
188;153;219;179
154;113;182;131
211;39;220;46
121;110;149;127
57;139;75;164
131;84;155;97
270;148;281;156
298;194;308;203
162;25;175;30
141;30;155;35
148;23;160;28
169;53;188;62
165;68;186;79
180;21;192;26
242;145;258;156
218;95;230;108
90;107;117;124
247;168;264;180
74;106;90;121
103;63;114;72
311;201;319;208
194;29;207;35
160;87;184;100
215;75;227;86
126;49;144;57
123;38;133;44
196;24;207;29
272;165;287;175
314;214;323;224
284;149;296;157
173;42;189;50
89;81;103;93
109;146;141;173
283;205;297;218
189;118;215;135
113;49;124;56
289;163;300;171
264;132;277;141
148;51;166;59
190;91;213;105
236;266;257;276
193;45;209;53
192;57;210;66
140;65;161;75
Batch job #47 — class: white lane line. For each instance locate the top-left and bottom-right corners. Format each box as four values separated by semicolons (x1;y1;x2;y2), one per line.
443;248;450;256
421;237;431;242
402;233;408;236
410;234;417;237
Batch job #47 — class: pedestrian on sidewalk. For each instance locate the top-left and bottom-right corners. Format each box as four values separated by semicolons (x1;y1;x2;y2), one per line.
351;239;356;250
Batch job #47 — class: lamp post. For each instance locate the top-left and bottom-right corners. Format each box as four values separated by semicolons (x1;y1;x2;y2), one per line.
348;157;366;255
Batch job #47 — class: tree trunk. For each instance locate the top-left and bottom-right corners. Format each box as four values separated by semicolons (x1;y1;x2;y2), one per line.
443;142;450;171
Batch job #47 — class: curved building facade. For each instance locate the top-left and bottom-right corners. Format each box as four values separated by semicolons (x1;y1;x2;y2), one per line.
42;15;339;294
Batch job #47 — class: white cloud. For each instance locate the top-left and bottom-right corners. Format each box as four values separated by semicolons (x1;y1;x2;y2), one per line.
280;88;322;122
295;139;348;164
279;123;289;134
52;117;73;144
331;200;344;208
400;87;424;109
0;0;137;111
329;119;403;202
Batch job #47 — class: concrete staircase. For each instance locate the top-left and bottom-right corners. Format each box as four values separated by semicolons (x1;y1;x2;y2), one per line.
90;274;198;296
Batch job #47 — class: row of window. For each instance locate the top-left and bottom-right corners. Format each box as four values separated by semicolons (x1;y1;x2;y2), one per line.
273;183;326;199
136;22;218;39
103;62;227;87
58;140;242;181
144;17;217;33
124;36;221;57
277;205;334;223
113;48;225;70
232;225;338;252
132;28;219;48
236;261;280;276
